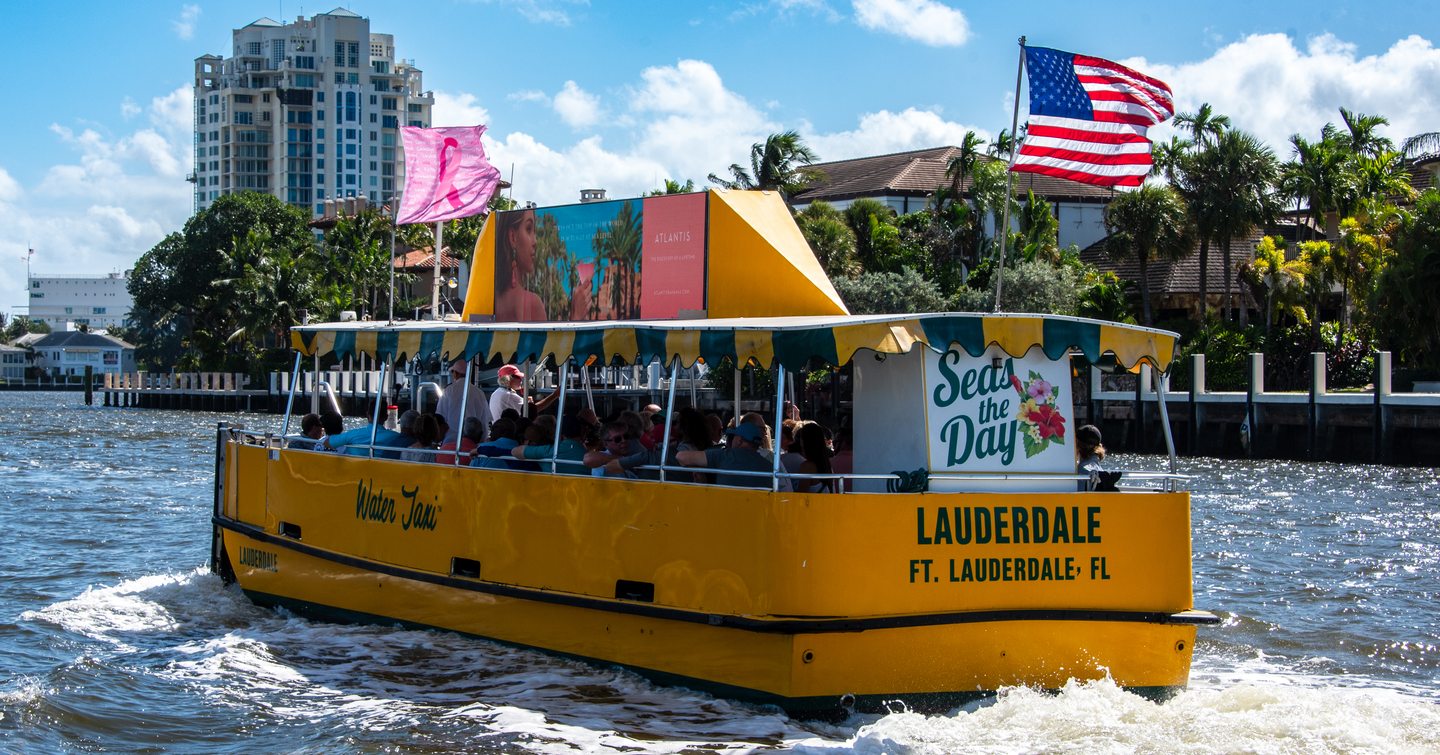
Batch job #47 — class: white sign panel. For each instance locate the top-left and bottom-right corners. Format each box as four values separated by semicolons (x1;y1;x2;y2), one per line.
923;344;1076;492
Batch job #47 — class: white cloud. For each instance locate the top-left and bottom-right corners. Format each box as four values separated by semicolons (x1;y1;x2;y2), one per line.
120;97;141;120
1141;33;1440;158
0;167;20;203
508;90;548;103
1;86;195;316
477;0;586;26
553;81;602;129
172;4;200;40
431;91;491;127
852;0;968;47
805;107;988;161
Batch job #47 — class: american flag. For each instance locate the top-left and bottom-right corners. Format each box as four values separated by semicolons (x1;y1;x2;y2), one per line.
1012;46;1174;188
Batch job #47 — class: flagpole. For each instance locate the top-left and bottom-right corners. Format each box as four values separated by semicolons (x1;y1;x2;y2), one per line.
432;220;444;319
388;195;398;323
993;35;1026;313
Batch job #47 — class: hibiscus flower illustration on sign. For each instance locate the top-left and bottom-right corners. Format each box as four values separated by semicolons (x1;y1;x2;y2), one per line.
1009;371;1067;458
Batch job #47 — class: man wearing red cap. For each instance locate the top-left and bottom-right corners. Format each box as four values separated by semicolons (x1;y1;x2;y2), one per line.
489;364;526;420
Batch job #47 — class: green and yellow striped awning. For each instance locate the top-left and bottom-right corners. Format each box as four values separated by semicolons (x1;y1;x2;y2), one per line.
290;314;1177;372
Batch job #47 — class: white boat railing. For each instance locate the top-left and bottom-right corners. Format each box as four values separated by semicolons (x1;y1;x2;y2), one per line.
226;426;1183;494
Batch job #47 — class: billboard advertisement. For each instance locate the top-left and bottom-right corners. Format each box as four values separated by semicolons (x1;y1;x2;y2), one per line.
493;193;707;322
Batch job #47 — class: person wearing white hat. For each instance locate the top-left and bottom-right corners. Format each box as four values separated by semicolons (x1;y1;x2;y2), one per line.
436;358;493;445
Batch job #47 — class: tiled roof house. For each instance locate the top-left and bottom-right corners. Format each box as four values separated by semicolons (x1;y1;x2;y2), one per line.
790;146;1121;250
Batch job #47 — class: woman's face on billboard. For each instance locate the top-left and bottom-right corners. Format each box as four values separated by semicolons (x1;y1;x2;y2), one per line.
509;210;537;275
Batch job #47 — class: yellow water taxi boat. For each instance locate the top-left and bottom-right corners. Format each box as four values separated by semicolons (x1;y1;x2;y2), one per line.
211;189;1217;713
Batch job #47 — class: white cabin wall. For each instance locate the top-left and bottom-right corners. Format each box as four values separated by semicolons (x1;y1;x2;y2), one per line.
852;348;930;493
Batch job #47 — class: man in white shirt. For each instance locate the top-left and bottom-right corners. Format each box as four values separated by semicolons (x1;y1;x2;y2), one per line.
489;364;526;419
436;359;493;445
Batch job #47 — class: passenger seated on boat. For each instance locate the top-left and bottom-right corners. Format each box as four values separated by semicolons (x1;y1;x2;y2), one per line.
584;421;643;476
436;416;484;465
290;413;325;450
1076;424;1120;491
792;421;837;493
605;407;714;481
705;412;725;446
436;358;493;445
676;423;774;489
739;412;775;459
400;413;441;462
324;419;404;459
470;417;521;469
315;411;345;452
513;413;590;474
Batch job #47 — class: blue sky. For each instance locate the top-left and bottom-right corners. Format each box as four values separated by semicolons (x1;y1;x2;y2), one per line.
4;0;1439;318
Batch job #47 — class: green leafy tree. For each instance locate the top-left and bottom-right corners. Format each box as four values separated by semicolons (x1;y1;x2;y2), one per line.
1077;270;1136;324
843;199;900;272
1373;191;1440;372
794;201;860;278
1104;184;1193;326
832;267;947;314
1206;129;1281;321
708;130;821;201
648;179;696;196
957;258;1082;315
128;192;317;374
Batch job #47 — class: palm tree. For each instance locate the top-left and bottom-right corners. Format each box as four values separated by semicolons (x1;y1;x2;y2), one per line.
988;129;1016;160
1401;131;1440;160
707;130;821;201
1150;136;1190;183
648;178;696;196
1174;102;1230;147
944;131;986;211
1339;108;1393;158
606;201;644;317
1285;133;1355;241
1104;184;1193;326
1206;129;1281;322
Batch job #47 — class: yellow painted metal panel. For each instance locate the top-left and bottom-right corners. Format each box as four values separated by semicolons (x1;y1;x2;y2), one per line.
707;191;849;318
733;330;774;369
313;331;336;359
833;320;923;363
460;217;496;320
396;331;421;360
489;330;519;362
542;330;576;363
253;452;1196;620
665;329;701;365
602;329;638;362
982;317;1044;358
355;331;379;360
1101;325;1175;371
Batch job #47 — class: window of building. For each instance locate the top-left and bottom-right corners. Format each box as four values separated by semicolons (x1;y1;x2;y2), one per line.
235;94;253;103
93;307;106;314
316;91;325;103
247;42;261;56
294;73;315;88
295;55;314;69
347;41;359;68
234;112;252;124
408;103;423;113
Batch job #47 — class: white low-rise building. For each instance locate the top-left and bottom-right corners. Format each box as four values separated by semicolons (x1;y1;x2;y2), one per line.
28;272;133;331
0;344;26;381
26;331;136;377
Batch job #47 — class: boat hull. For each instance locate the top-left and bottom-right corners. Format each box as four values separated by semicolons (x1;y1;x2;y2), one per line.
215;441;1211;713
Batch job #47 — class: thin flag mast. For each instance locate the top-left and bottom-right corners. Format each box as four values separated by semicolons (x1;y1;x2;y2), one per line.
994;35;1026;313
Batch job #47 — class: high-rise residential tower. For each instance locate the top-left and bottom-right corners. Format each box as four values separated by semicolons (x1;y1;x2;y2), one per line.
191;9;433;215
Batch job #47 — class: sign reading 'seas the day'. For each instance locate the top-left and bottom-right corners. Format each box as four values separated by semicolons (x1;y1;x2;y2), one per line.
923;344;1075;491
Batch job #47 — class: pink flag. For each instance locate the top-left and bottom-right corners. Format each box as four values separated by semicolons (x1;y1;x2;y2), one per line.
396;125;502;225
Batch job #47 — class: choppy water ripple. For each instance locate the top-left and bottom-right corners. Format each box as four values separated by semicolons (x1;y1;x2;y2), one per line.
2;392;1438;752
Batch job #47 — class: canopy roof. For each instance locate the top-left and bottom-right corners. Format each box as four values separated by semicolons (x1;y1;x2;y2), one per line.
291;313;1177;372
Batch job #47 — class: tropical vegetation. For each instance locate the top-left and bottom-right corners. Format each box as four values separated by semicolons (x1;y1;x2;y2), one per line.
110;104;1440;388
